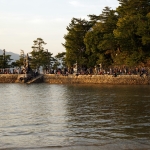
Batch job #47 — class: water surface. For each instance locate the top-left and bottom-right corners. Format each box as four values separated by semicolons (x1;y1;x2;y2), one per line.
0;83;150;150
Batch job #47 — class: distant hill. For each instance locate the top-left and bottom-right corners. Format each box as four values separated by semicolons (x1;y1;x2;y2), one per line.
0;49;19;62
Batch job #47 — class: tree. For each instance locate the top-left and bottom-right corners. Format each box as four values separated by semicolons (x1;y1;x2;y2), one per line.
84;7;118;68
63;18;92;68
62;1;150;68
30;38;53;72
0;49;12;69
113;0;150;66
11;50;25;68
84;22;104;67
54;52;66;68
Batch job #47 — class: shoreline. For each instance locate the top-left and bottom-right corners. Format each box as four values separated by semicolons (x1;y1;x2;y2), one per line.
0;74;150;85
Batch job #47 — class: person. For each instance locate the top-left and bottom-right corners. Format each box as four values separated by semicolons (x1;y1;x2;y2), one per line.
113;72;117;77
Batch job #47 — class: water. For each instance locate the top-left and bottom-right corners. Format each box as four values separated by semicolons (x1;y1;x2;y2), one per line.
0;83;150;150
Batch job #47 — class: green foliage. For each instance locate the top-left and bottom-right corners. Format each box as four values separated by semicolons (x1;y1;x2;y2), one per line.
84;7;118;67
62;18;92;68
136;13;150;46
112;0;150;66
53;1;150;68
0;54;12;68
30;38;53;70
125;51;145;67
11;58;24;68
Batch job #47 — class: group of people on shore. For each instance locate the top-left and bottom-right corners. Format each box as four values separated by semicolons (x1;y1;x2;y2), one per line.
45;66;149;77
0;68;20;74
0;66;149;77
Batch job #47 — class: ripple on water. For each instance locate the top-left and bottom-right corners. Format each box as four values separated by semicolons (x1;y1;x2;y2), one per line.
0;84;150;149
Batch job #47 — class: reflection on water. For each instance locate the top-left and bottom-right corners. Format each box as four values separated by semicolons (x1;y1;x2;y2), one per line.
0;83;150;149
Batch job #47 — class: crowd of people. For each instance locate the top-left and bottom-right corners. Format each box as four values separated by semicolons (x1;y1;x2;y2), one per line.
0;66;149;77
45;66;149;77
0;68;20;74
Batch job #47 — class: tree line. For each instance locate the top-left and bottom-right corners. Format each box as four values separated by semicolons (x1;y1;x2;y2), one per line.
0;38;64;73
63;0;150;70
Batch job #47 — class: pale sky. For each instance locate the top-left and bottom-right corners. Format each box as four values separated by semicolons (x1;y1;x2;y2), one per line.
0;0;119;56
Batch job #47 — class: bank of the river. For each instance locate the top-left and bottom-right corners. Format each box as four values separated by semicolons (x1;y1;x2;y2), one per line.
0;74;18;83
0;74;150;84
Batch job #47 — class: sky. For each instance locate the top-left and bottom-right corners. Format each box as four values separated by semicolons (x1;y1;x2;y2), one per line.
0;0;119;56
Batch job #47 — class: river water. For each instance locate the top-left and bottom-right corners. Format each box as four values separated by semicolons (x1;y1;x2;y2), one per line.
0;83;150;150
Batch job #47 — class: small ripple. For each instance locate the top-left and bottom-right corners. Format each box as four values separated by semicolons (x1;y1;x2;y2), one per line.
3;131;34;136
